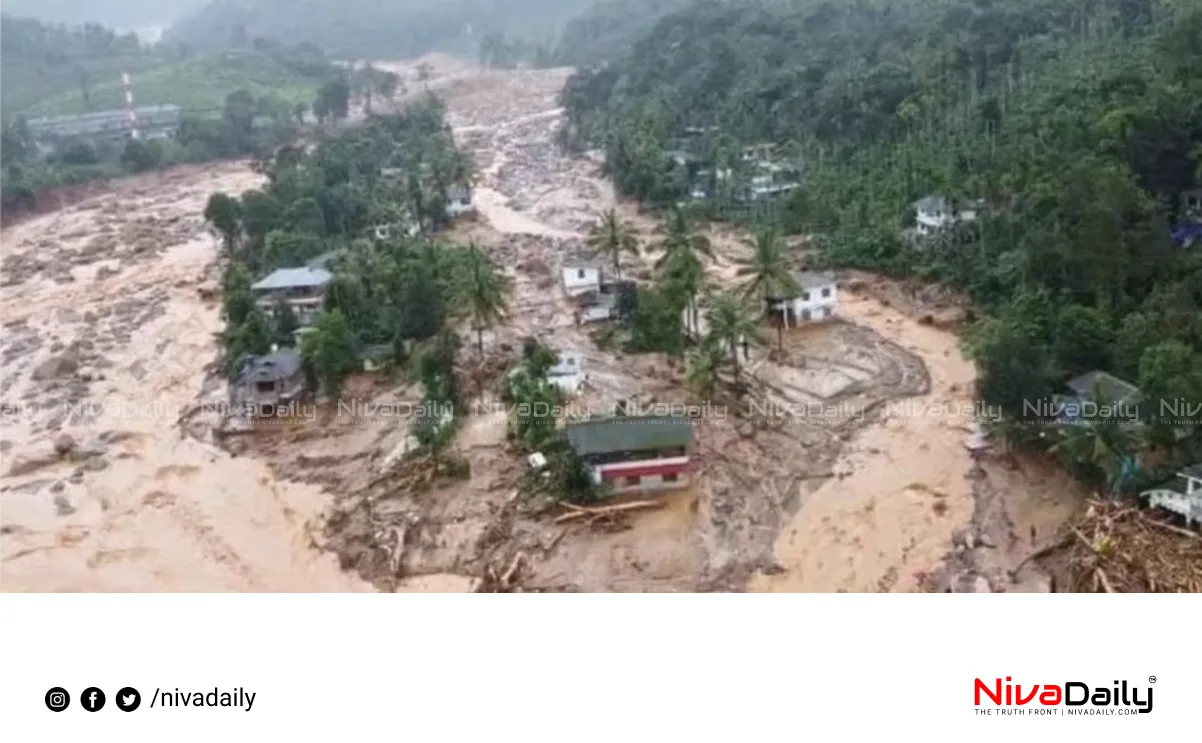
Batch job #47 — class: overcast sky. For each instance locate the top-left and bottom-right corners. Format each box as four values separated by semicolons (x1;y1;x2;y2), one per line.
2;0;208;28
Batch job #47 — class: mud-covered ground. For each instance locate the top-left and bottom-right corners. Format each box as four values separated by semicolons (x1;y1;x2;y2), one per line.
233;58;1086;592
1;56;1086;593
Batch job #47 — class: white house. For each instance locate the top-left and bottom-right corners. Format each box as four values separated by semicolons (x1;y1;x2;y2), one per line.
547;352;587;397
1140;464;1202;527
251;266;332;326
1182;189;1202;219
913;195;981;237
578;292;617;324
446;184;474;217
372;220;421;240
562;263;603;298
770;271;837;327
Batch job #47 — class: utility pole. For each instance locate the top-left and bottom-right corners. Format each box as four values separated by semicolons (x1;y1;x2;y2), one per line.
121;70;140;139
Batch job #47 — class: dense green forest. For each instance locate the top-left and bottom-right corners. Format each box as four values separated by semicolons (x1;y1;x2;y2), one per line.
1;14;160;115
552;0;691;67
165;0;596;60
561;0;1202;493
208;96;520;475
207;94;481;376
2;14;335;118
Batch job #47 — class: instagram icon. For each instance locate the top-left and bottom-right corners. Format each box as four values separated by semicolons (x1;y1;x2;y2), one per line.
45;687;70;712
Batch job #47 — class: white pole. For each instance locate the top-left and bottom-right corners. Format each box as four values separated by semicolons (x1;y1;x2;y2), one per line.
122;71;140;139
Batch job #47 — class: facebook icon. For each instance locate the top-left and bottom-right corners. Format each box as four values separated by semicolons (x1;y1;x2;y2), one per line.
81;687;106;712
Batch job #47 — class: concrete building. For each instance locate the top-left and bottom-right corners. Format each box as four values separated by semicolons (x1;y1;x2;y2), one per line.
26;105;182;147
566;415;694;495
446;183;474;217
769;271;838;327
562;263;603;298
547;352;587;397
231;351;304;412
913;195;981;237
251;266;332;326
1140;464;1202;527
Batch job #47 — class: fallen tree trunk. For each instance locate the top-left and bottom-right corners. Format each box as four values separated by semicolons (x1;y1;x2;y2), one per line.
553;499;664;524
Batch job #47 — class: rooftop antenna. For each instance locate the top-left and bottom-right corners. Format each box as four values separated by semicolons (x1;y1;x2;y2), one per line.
121;70;140;139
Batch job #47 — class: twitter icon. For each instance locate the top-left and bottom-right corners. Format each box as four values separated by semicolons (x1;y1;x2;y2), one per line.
115;687;141;712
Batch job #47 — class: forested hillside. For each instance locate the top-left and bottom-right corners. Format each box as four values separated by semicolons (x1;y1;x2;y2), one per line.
562;0;1202;492
165;0;595;60
1;15;162;115
552;0;690;67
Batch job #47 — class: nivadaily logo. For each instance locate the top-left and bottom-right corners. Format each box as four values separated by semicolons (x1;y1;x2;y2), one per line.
974;677;1154;715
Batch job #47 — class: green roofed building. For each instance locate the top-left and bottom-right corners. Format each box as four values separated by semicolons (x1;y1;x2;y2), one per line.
566;415;694;495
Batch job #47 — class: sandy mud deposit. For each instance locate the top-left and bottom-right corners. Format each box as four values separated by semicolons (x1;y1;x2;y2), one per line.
0;165;368;592
236;60;1084;592
2;58;1084;593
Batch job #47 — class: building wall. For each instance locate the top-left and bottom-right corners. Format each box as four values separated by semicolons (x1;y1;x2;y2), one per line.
774;283;837;323
592;456;691;494
254;289;325;326
563;267;602;296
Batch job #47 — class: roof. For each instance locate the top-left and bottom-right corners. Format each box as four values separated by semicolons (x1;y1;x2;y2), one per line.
359;344;394;361
27;105;182;128
1180;464;1202;481
796;271;836;291
566;415;693;457
306;251;343;269
914;195;948;212
1066;371;1143;403
252;266;332;291
238;352;302;382
548;353;584;377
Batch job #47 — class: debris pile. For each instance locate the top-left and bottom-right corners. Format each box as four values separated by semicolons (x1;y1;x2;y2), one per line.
1039;499;1202;592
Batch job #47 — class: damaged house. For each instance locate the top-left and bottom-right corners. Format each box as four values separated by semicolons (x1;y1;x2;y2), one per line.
566;415;694;495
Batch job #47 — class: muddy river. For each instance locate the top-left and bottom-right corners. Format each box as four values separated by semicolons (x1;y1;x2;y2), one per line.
0;56;1079;593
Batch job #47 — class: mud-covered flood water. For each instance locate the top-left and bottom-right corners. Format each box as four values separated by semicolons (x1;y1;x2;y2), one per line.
2;57;1082;593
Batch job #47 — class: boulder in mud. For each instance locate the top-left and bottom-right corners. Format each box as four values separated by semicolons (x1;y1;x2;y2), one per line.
32;348;81;381
6;445;61;476
53;433;76;456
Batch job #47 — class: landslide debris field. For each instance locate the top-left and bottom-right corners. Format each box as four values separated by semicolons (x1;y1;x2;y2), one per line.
1;57;1084;593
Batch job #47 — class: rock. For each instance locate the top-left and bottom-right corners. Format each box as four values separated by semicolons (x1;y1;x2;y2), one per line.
7;447;61;476
736;422;756;438
972;575;992;593
963;532;976;550
53;433;76;456
977;532;997;549
50;481;65;493
32;349;81;380
74;438;109;458
932;308;967;329
53;494;75;516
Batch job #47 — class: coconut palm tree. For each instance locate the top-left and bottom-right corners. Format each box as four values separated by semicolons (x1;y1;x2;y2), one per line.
686;339;724;398
1048;378;1146;496
660;248;708;344
654;206;713;270
737;228;800;350
460;243;510;355
706;293;764;385
586;209;640;279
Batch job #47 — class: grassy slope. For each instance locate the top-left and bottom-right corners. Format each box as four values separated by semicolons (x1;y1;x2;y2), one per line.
21;52;323;117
